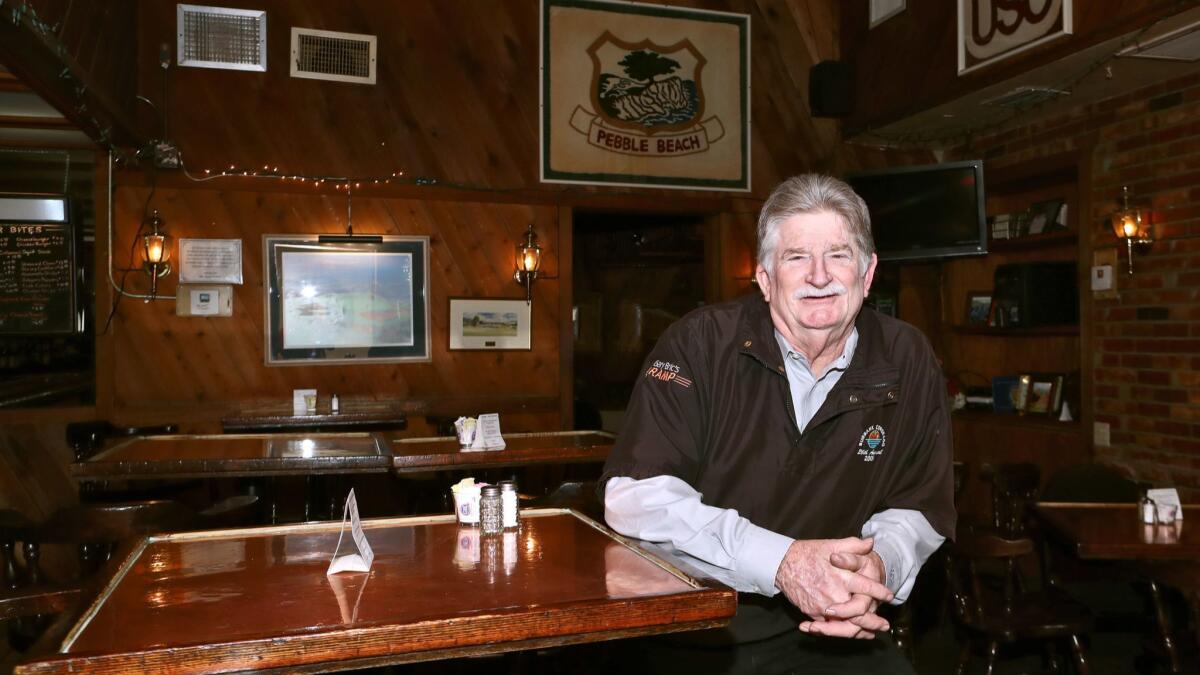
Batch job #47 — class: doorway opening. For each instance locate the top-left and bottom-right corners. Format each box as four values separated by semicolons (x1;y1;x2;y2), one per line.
571;211;707;433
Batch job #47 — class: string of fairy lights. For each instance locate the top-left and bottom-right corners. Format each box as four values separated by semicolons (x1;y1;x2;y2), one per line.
180;161;420;190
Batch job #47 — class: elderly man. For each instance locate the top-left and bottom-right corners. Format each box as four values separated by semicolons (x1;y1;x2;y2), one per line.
601;174;955;673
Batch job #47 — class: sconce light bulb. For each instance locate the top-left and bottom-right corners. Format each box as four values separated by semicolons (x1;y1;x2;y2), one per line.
147;235;165;264
1122;217;1138;238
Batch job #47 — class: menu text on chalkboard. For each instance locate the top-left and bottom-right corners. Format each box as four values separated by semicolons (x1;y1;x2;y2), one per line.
0;200;78;334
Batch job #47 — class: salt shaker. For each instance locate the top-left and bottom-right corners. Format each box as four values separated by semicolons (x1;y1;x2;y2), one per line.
1139;490;1156;525
499;480;520;529
480;485;503;534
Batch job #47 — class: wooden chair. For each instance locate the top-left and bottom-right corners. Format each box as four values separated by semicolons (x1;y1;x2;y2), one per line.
946;525;1092;674
981;462;1041;537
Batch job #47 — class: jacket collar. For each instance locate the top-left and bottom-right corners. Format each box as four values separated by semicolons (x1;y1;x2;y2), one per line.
736;293;894;379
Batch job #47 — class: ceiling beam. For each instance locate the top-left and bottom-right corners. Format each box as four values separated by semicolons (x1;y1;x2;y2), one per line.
0;4;144;152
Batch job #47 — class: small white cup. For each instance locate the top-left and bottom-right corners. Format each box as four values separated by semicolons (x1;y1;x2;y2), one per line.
452;485;481;525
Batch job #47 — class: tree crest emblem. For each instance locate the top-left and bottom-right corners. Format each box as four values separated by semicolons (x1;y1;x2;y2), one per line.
587;32;705;135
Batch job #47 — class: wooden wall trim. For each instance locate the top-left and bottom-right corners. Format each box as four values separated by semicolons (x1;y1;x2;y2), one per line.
93;154;115;421
557;205;574;431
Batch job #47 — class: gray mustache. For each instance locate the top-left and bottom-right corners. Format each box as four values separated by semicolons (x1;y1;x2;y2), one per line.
793;282;848;299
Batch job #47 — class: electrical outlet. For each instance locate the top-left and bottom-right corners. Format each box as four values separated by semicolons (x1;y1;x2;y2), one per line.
1094;421;1111;447
175;284;233;316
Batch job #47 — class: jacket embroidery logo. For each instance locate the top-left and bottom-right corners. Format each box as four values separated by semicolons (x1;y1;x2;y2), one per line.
645;360;692;388
857;424;886;462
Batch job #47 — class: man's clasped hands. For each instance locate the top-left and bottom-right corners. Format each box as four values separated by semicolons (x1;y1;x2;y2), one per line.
775;537;893;640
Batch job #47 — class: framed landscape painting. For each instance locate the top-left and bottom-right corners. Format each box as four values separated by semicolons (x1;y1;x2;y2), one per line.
448;298;532;351
263;235;430;365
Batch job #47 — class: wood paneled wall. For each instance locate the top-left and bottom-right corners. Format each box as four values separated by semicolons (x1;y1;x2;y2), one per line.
102;186;561;431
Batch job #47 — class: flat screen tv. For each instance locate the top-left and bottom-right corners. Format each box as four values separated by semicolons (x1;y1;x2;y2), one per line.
845;160;987;261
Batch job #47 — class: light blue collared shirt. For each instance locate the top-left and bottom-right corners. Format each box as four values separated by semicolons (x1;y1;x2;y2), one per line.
775;328;858;433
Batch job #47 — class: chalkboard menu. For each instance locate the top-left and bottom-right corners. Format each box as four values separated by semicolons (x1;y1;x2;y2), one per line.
0;195;78;335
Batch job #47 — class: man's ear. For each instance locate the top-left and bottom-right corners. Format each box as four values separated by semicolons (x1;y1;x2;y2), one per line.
862;254;878;295
755;265;771;302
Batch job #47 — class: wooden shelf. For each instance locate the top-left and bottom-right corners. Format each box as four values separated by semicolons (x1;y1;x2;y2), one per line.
951;324;1079;337
952;409;1080;431
987;230;1077;253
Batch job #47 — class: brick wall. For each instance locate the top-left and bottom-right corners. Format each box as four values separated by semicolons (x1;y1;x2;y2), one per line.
960;70;1200;499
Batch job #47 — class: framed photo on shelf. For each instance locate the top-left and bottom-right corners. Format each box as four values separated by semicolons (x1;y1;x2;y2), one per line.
1014;374;1032;412
1020;372;1065;415
965;291;992;326
448;298;532;350
1030;199;1066;234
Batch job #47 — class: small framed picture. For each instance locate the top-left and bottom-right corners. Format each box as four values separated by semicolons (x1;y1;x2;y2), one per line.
448;298;531;350
966;292;992;326
1014;374;1032;412
1021;372;1065;415
1030;199;1066;234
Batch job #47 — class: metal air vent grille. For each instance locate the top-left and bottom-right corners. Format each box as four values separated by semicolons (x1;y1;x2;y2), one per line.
177;4;266;71
291;28;377;84
981;86;1069;109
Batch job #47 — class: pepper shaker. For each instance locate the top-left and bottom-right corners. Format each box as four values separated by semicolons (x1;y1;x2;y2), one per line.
480;485;503;534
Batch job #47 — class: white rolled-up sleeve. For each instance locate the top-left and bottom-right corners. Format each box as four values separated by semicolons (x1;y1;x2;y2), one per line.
861;508;944;603
604;475;794;596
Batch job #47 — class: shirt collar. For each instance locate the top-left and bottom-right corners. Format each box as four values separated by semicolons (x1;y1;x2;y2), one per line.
774;327;859;375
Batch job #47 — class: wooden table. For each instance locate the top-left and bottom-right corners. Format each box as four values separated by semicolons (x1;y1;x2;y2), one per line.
1036;502;1200;560
390;430;615;474
71;433;394;481
15;509;735;674
1037;501;1200;670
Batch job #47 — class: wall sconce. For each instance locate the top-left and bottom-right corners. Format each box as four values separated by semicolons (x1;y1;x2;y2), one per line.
141;209;172;296
513;223;542;302
1111;185;1152;274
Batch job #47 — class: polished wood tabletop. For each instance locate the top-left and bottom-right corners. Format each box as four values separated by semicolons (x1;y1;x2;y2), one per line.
16;509;735;674
390;430;615;474
71;433;393;481
1036;502;1200;560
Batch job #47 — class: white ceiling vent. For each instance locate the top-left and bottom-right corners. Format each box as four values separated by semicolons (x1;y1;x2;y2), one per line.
981;86;1070;109
290;28;377;84
177;4;267;72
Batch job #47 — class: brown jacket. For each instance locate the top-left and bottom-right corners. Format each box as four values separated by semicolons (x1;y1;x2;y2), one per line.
602;291;955;544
